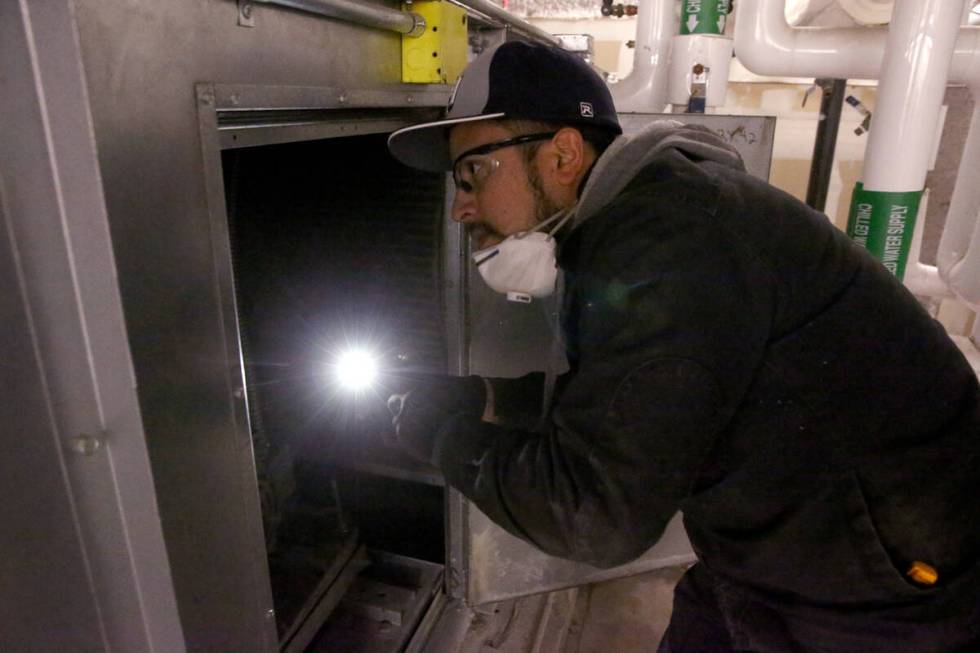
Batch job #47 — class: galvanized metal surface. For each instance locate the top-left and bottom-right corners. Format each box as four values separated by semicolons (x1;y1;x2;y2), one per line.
282;540;369;652
196;82;281;652
66;1;458;650
405;587;579;652
214;84;449;148
0;1;184;651
456;113;776;606
449;0;560;43
619;113;778;180
309;551;444;652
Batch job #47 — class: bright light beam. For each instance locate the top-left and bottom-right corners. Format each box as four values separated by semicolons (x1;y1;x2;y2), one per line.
334;348;379;392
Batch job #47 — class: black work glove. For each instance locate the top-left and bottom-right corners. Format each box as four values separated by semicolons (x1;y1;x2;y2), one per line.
386;374;486;465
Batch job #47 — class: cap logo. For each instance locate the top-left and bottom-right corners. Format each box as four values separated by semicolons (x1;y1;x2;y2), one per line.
579;102;594;118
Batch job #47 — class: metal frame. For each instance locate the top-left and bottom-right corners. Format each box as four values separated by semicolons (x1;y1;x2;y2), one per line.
196;82;282;650
212;83;450;149
442;176;471;601
195;80;461;643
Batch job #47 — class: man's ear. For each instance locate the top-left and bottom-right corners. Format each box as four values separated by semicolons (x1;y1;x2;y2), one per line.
549;127;589;186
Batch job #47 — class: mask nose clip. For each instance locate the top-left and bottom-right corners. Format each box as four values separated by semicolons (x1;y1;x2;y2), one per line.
474;249;500;267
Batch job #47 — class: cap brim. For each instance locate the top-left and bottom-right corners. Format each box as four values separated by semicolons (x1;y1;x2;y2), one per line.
387;112;506;172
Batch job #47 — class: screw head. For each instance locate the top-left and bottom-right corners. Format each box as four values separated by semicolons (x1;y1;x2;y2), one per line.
241;2;253;18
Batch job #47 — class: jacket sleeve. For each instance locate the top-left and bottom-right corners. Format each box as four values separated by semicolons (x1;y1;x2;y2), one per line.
485;372;546;430
434;185;776;568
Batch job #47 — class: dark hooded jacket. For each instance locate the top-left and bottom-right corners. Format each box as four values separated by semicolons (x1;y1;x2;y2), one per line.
433;122;980;614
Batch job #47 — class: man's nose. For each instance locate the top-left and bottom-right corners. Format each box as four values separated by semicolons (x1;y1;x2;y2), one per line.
451;189;475;223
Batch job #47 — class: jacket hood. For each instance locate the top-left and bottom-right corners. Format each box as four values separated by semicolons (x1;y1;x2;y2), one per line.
571;120;745;229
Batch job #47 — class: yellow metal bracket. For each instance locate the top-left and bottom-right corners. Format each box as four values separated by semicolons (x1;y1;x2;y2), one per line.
402;0;468;84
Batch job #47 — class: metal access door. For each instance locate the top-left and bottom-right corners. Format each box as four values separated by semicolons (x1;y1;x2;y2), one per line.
450;113;777;606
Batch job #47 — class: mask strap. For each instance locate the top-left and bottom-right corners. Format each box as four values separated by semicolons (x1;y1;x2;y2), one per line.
527;209;566;234
516;205;576;240
545;207;576;238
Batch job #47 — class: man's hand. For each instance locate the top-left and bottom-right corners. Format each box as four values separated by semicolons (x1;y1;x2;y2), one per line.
386;374;486;464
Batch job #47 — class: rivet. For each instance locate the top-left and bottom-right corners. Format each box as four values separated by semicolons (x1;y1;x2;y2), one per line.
68;434;104;456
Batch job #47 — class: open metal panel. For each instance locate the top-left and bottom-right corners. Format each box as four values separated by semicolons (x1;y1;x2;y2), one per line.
451;113;777;606
0;1;184;651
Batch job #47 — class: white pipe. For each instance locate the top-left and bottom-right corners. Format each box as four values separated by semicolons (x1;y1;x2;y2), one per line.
939;97;980;305
611;0;676;112
906;263;952;298
733;0;887;79
908;10;980;302
854;0;963;296
930;10;980;305
733;0;980;82
730;2;980;303
860;0;965;193
905;193;954;298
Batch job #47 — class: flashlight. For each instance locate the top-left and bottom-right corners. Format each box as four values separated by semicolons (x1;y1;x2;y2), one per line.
334;348;379;392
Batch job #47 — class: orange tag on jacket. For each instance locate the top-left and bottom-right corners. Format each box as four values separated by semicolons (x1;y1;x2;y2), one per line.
906;561;938;586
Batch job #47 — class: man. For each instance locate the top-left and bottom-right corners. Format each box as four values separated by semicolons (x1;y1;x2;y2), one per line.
386;41;980;652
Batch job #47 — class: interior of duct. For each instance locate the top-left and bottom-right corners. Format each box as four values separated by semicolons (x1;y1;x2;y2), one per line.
221;133;448;638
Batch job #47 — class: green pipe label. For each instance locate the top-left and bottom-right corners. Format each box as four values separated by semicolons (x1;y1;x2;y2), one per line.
679;0;730;35
845;183;923;279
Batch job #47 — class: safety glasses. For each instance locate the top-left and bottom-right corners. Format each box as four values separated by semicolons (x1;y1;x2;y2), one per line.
452;132;557;194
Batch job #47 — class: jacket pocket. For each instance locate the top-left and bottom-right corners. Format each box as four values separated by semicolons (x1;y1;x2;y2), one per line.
844;471;940;601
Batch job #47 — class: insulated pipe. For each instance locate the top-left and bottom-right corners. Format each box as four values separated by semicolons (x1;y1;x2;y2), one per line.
733;0;980;82
938;94;980;304
611;0;676;112
733;0;886;79
847;0;966;279
860;0;964;193
252;0;426;36
905;193;954;299
844;0;965;281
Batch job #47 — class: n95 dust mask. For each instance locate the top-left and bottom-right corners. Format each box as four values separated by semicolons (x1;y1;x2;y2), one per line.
471;208;574;303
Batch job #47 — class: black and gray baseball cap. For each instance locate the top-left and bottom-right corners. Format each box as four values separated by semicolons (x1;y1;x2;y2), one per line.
388;41;621;172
